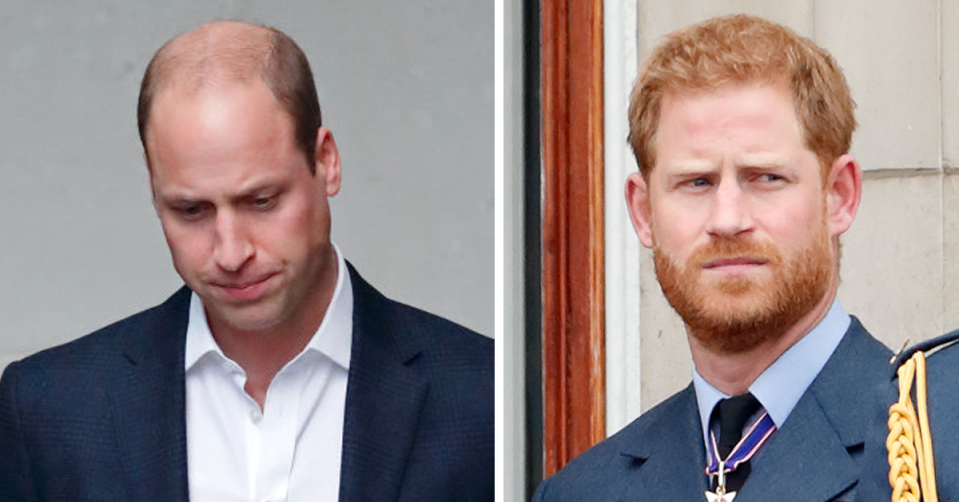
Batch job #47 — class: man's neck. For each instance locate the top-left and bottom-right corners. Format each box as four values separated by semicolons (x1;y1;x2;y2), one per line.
210;256;339;408
688;282;838;396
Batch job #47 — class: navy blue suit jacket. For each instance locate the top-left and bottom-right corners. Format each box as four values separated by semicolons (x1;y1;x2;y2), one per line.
533;318;895;502
0;264;493;501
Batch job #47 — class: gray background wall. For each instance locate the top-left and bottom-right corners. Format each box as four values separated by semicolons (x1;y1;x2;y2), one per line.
0;1;493;372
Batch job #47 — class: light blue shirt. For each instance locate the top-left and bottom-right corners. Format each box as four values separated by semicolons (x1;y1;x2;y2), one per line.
692;298;850;450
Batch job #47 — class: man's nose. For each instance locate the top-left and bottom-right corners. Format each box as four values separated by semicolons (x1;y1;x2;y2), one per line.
706;178;754;238
213;212;254;272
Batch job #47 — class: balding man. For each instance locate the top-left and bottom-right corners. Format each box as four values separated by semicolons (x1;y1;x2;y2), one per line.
0;22;492;502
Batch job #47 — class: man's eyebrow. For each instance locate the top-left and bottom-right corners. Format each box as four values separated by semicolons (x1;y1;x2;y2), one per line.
736;154;788;169
665;160;718;175
156;192;204;206
156;179;288;204
233;180;286;199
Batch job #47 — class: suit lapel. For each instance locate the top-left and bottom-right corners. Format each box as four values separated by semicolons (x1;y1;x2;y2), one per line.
339;265;428;502
735;319;894;502
108;287;191;501
619;386;710;501
617;320;892;502
734;392;858;501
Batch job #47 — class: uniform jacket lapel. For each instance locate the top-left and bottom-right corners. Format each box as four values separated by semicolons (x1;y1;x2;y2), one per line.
533;319;893;502
733;319;894;502
618;386;709;501
735;390;859;501
109;287;191;501
338;264;429;502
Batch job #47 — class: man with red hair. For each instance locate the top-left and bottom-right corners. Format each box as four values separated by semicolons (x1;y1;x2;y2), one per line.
535;15;892;501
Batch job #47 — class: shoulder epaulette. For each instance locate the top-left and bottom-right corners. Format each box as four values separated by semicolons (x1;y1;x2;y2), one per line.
885;329;959;502
894;328;959;368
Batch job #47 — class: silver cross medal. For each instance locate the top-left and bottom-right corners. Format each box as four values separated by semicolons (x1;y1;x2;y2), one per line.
705;460;737;502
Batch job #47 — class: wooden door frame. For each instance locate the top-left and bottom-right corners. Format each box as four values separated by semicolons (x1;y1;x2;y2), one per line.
540;0;606;477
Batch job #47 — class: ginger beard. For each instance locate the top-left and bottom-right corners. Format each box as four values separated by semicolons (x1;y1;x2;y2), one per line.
652;212;833;354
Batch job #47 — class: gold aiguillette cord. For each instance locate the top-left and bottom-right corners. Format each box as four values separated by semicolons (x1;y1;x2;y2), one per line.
887;351;937;502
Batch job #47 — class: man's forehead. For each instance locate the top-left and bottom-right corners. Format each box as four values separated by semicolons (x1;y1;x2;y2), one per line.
651;83;810;172
151;77;266;110
660;78;793;110
145;81;301;188
144;81;277;160
151;66;271;113
658;82;800;137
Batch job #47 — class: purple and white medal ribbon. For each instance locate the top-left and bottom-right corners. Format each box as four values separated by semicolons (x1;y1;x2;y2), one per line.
703;410;776;502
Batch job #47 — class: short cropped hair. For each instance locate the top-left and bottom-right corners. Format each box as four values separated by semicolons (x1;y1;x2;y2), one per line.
137;23;322;172
628;14;856;179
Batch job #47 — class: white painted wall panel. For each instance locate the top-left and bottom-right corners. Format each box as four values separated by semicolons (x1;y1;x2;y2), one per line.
637;0;813;59
815;0;940;170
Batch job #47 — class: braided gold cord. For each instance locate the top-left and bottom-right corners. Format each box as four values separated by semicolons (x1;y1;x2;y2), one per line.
887;352;938;502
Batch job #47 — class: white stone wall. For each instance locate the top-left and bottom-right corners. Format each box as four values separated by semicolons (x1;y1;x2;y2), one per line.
617;0;959;418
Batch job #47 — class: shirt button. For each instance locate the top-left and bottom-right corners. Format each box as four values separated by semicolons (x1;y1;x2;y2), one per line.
250;407;263;423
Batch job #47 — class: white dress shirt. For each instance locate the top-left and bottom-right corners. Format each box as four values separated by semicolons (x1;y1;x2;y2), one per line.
185;248;353;502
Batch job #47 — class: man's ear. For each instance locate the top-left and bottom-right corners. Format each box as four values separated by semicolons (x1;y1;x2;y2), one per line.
314;126;342;196
824;154;862;237
625;172;655;248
